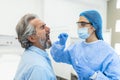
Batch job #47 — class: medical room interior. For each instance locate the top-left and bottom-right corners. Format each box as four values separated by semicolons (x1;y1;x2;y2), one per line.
0;0;120;80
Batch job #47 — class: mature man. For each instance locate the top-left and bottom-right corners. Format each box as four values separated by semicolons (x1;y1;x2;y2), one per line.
14;14;56;80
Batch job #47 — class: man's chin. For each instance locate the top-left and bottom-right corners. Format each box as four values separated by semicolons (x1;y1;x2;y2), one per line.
45;40;52;49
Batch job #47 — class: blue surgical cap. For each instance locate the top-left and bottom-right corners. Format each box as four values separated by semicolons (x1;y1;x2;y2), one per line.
80;10;103;40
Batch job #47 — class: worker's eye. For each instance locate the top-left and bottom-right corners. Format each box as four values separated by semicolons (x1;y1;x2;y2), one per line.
76;22;92;27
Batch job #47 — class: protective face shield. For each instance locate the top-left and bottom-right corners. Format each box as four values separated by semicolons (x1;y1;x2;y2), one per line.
77;27;90;39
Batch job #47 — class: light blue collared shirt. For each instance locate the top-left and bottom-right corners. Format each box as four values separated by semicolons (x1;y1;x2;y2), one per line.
14;46;56;80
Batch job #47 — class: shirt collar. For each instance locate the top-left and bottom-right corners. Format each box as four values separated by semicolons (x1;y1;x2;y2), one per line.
27;46;48;58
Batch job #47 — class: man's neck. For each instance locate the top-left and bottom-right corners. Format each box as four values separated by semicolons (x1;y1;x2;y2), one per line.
33;44;45;51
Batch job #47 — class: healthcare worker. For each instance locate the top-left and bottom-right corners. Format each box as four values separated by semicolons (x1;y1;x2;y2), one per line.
50;10;120;80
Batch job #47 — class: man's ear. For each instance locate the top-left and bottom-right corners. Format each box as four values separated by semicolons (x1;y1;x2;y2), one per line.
27;35;36;43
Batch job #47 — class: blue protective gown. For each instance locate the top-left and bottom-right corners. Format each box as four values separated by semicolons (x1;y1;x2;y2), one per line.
50;40;120;80
14;46;56;80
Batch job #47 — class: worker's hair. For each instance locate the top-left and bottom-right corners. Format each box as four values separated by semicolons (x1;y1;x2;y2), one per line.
16;14;38;49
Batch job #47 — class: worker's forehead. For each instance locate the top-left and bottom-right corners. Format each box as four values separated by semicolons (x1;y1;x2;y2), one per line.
78;16;89;22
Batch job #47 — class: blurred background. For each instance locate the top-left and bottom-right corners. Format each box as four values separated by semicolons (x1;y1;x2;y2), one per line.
0;0;120;80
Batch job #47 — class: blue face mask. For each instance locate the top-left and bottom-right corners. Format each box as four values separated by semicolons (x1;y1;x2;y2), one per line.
77;27;90;39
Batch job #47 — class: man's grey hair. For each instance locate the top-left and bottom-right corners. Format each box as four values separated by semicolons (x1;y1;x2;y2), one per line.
16;14;38;49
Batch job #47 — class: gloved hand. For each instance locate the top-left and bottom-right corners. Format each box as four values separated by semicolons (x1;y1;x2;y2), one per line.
58;33;68;45
74;58;95;78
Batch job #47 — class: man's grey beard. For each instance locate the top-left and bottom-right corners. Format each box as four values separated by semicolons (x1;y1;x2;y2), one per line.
39;38;51;49
46;41;52;49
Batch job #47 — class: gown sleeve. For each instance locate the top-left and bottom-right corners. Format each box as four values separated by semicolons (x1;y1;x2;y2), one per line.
50;41;72;64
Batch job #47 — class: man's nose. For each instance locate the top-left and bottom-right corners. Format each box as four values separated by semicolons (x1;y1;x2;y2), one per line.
45;26;50;33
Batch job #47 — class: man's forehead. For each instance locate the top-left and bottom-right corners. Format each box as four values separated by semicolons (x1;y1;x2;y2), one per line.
30;18;44;26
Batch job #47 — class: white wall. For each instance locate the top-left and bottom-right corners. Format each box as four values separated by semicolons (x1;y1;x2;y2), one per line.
44;0;107;39
0;0;43;35
0;35;24;80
